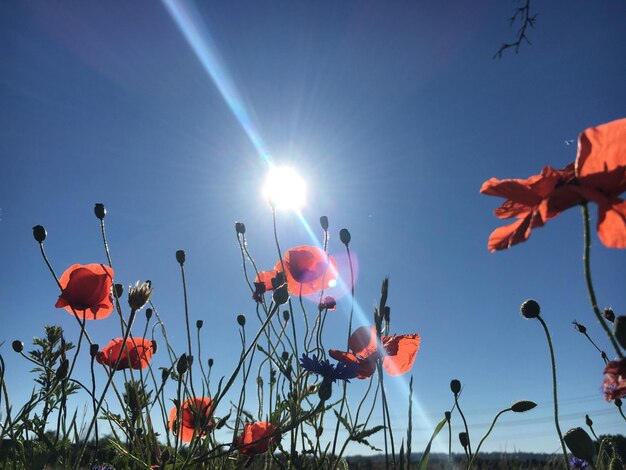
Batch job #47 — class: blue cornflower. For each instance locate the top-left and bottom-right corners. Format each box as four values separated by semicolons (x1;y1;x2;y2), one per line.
300;353;358;384
91;464;116;470
569;456;589;469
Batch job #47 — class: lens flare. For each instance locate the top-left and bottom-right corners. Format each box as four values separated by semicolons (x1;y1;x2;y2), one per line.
262;166;306;210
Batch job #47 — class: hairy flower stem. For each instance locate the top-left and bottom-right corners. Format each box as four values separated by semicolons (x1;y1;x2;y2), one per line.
537;315;569;469
581;203;623;358
99;218;128;333
178;262;198;402
468;408;511;469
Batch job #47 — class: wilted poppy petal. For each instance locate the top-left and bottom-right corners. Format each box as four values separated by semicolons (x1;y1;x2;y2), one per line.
168;397;214;443
382;334;420;376
576;119;626;179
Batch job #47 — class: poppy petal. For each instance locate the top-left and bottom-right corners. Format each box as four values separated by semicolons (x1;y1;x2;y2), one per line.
348;326;378;358
596;198;626;249
487;212;542;252
576;118;626;179
382;334;420;376
328;349;376;379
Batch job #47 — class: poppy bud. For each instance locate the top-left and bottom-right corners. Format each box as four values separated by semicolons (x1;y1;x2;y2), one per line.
196;319;203;329
115;284;124;298
237;314;246;326
604;308;615;323
177;353;188;375
320;216;329;231
273;284;289;305
176;250;186;265
384;306;391;324
32;225;47;243
215;412;231;430
235;222;246;234
511;400;537;413
602;351;608;361
615;398;623;408
450;379;461;395
128;281;153;311
12;340;23;353
256;344;266;354
208;358;214;368
146;308;153;321
339;228;351;246
520;299;540;319
458;432;469;449
161;369;169;383
444;411;451;422
283;310;290;322
56;359;69;380
573;321;587;334
585;414;593;427
281;351;289;362
318;381;332;401
316;426;324;438
564;427;595;464
151;340;158;353
90;344;99;358
614;316;626;350
94;203;106;220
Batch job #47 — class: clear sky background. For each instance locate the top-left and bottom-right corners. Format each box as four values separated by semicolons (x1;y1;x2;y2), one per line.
1;0;625;457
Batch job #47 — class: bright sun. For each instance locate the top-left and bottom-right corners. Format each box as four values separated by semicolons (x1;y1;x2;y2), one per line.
262;166;306;210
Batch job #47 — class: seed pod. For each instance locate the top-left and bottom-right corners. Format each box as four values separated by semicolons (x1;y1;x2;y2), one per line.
12;340;23;353
458;432;469;448
319;216;329;231
520;299;540;319
90;344;100;358
511;401;537;413
564;427;595;464
175;250;186;265
146;308;153;321
237;314;246;326
115;284;124;298
273;284;289;305
32;225;47;243
444;411;451;422
208;358;214;368
196;319;203;329
573;321;587;334
339;228;351;245
94;203;106;220
450;379;461;395
283;310;290;322
604;308;616;323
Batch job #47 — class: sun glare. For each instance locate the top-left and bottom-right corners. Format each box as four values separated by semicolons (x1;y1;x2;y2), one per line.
262;166;306;210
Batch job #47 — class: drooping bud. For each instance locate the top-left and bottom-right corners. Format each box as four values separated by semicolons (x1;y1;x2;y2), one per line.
176;353;188;375
161;369;169;384
615;398;622;408
94;203;106;220
585;414;593;427
283;310;290;322
450;379;461;395
520;299;540;319
90;344;100;358
115;284;124;298
564;427;595;464
319;216;329;231
604;308;616;323
146;308;153;321
511;400;537;413
573;321;587;334
458;432;469;449
175;250;186;266
208;358;214;368
196;320;203;329
237;314;246;326
281;351;289;362
32;225;47;243
614;316;626;350
128;281;153;311
339;228;351;246
151;340;158;353
11;340;23;353
235;222;246;235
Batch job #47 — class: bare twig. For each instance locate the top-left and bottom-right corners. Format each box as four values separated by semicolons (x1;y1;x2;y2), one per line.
494;0;537;59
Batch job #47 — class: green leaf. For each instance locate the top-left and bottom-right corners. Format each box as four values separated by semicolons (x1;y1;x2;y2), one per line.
417;415;448;470
333;409;352;434
352;425;385;441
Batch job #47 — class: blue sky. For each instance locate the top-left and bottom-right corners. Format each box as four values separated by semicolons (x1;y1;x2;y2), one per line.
1;0;625;456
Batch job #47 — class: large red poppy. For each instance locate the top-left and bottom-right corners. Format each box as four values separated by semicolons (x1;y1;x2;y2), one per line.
236;421;277;456
96;337;154;371
276;246;338;296
168;397;214;443
481;119;626;250
329;326;420;379
55;264;114;319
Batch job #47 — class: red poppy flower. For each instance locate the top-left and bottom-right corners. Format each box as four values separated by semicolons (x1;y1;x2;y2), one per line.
274;246;338;296
55;264;114;319
329;326;420;379
168;397;214;443
96;337;154;370
481;119;626;250
603;358;626;402
236;421;277;456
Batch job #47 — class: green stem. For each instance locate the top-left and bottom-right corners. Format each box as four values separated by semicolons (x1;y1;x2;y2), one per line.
468;408;510;469
537;315;569;469
454;394;472;461
581;203;623;358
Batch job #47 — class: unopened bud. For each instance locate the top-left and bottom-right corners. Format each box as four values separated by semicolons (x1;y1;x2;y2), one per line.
384;306;391;323
450;379;461;395
196;320;203;329
614;316;626;350
318;381;332;401
146;308;153;321
237;314;246;326
161;369;169;384
511;400;537;413
444;411;451;422
32;225;47;243
585;414;593;427
216;412;231;430
151;340;158;353
56;359;69;380
94;203;106;220
273;284;289;305
520;299;540;319
615;398;622;408
602;351;608;361
458;432;469;448
176;354;188;375
90;344;99;358
281;351;289;362
573;321;587;334
319;216;329;231
256;376;263;387
564;427;595;464
235;222;246;235
604;308;615;323
339;228;351;245
115;284;124;298
208;358;214;368
175;250;186;265
12;340;23;353
283;310;290;322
